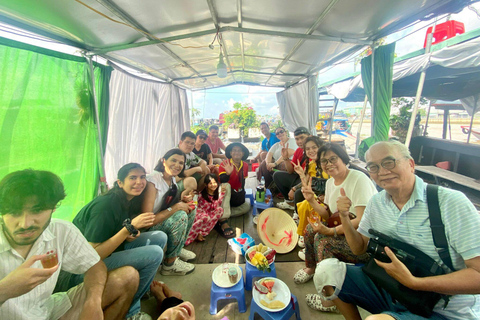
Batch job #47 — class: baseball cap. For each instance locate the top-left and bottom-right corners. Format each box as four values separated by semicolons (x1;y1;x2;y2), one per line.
196;129;208;137
294;127;310;136
313;258;347;300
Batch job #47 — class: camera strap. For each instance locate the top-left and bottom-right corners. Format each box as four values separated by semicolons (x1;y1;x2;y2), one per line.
426;184;455;272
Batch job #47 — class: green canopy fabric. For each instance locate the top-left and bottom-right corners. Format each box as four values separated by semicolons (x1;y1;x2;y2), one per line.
0;37;111;221
359;42;396;160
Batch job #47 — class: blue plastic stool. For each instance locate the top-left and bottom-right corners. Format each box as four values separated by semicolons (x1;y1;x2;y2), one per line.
245;261;277;291
210;279;247;314
254;188;273;215
249;294;301;320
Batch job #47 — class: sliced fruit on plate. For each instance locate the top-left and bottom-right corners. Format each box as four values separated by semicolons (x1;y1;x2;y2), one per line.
261;279;275;293
253;280;269;294
247;250;257;261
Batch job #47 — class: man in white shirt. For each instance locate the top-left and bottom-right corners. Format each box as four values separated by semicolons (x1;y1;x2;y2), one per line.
0;169;139;320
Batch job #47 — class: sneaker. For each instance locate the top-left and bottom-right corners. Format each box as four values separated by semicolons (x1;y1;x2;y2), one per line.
127;312;153;320
292;212;299;225
179;248;196;261
253;215;259;225
276;200;295;210
161;258;195;276
298;236;305;248
298;248;305;261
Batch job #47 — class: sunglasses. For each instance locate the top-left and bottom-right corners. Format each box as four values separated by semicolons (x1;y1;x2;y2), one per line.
275;130;285;136
198;136;207;140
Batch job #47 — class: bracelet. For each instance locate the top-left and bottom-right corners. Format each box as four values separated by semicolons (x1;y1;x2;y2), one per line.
123;218;139;236
333;227;338;238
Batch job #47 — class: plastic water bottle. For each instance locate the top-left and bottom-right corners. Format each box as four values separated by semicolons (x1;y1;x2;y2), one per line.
260;176;265;189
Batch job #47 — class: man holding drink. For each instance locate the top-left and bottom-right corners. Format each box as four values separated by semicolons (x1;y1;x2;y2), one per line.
0;169;139;320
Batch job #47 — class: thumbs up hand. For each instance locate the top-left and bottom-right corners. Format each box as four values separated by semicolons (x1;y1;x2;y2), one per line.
336;188;352;218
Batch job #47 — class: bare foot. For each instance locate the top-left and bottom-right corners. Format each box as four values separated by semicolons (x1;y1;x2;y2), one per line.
162;283;182;300
304;267;315;275
150;281;166;304
196;234;205;242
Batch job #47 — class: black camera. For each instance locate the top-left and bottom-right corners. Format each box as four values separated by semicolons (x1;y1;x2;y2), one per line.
366;229;415;263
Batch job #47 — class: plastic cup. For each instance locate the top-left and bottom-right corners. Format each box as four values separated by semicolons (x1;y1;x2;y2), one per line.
41;249;58;268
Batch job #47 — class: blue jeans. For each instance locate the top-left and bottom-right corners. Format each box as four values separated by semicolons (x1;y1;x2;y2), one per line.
57;231;167;318
338;265;448;320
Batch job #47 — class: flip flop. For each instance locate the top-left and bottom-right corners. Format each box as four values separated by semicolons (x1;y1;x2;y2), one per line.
215;220;235;239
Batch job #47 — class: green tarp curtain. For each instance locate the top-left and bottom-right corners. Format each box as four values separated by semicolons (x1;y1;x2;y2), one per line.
359;42;395;160
0;37;112;221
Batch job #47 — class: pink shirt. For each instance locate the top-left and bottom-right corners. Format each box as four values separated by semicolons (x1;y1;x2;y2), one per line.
206;137;226;154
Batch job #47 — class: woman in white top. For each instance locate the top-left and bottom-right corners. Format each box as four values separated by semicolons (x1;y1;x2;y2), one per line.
257;127;297;188
143;148;197;276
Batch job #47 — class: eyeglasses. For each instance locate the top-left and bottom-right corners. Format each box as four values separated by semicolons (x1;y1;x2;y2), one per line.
320;156;339;165
198;136;207;140
365;158;398;173
275;130;285;136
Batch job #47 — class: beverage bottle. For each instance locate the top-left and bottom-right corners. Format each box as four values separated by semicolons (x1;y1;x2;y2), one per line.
260;177;265;190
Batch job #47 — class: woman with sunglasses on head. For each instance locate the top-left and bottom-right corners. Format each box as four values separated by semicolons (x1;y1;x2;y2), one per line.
257;127;297;189
293;143;377;313
142;148;198;276
71;163;168;320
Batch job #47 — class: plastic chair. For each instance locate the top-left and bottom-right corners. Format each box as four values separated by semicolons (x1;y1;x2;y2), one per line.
249;294;301;320
245;261;277;291
424;20;465;47
210;279;247;314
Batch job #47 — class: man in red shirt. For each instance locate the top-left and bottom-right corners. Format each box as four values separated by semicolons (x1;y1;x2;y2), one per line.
206;125;226;165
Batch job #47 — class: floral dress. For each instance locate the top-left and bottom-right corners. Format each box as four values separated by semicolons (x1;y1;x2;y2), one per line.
185;189;226;245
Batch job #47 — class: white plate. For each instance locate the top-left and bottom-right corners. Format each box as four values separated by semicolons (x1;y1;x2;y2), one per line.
252;277;291;312
245;246;275;267
212;263;243;288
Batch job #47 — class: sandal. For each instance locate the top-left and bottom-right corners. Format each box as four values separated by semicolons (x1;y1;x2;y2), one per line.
215;220;235;239
293;268;314;284
305;294;340;313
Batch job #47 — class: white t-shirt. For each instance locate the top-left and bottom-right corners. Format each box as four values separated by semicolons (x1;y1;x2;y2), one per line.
146;170;179;213
268;138;298;161
324;169;377;214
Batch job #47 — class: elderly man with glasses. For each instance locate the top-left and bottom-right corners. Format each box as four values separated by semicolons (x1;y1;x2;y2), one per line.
321;140;480;320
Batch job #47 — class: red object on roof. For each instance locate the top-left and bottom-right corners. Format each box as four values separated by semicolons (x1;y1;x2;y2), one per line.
424;20;465;48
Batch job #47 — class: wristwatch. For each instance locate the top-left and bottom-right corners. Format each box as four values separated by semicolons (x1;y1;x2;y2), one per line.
123;218;139;236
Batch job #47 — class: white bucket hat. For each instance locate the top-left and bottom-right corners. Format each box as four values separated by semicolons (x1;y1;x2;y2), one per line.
313;258;347;300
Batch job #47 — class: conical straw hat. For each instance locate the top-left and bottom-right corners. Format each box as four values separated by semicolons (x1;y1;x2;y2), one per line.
256;208;299;254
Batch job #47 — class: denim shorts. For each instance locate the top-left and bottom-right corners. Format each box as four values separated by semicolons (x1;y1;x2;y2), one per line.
338;265;448;320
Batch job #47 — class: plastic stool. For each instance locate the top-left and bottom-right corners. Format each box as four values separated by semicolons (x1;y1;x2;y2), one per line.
245;261;277;291
245;188;255;206
249;294;301;320
210;279;247;314
252;162;260;172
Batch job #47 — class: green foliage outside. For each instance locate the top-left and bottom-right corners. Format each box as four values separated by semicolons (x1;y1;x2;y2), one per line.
223;102;260;136
389;97;427;143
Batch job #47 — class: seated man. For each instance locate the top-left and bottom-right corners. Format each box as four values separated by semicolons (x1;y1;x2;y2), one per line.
272;126;311;210
0;169;138;320
205;125;227;165
178;131;210;190
193;129;216;174
325;140;480;320
251;122;280;164
217;143;251;237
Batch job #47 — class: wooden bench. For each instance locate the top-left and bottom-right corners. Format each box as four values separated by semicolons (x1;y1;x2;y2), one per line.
415;165;480;192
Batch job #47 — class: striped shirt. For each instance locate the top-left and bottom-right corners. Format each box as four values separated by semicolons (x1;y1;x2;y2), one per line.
358;175;480;320
0;219;100;320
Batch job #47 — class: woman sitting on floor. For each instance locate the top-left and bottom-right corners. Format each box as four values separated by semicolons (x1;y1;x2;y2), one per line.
70;163;168;320
185;173;226;245
293;143;377;313
142;148;197;276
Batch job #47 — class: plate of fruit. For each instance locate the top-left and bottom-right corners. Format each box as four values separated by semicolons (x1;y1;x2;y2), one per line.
252;277;291;312
245;243;276;272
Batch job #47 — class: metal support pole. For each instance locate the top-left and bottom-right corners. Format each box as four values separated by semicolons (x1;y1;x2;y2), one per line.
328;98;339;142
86;55;108;193
423;100;432;136
354;95;369;158
370;47;375;137
467;114;475;143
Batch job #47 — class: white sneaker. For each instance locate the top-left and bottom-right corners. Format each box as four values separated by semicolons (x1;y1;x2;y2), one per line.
292;212;299;225
276;200;295;210
179;248;196;261
253;215;258;225
298;248;306;261
161;258;195;276
298;236;305;248
127;312;152;320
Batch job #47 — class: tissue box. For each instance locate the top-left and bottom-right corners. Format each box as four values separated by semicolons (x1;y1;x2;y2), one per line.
228;233;255;255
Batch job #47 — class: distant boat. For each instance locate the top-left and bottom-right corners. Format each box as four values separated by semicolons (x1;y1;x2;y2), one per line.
461;126;480;140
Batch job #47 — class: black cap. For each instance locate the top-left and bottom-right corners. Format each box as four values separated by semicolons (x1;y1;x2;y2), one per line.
196;129;208;137
294;127;310;136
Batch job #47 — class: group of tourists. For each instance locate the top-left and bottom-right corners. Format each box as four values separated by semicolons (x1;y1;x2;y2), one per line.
1;119;480;320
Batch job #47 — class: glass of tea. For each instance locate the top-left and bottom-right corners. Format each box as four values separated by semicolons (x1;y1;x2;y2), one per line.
41;249;58;268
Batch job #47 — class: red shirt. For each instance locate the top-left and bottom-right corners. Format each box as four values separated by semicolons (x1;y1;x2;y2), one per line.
206;137;226;154
292;148;306;169
219;159;248;191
